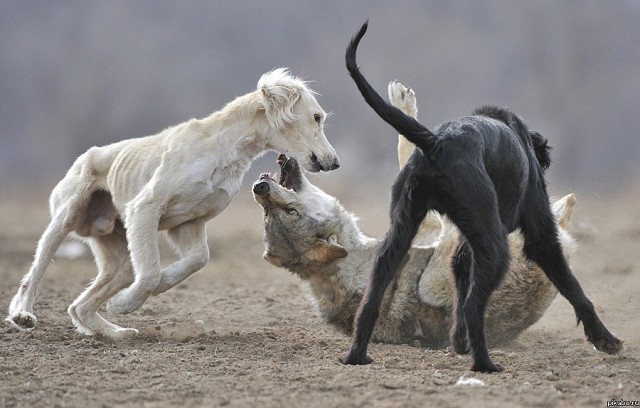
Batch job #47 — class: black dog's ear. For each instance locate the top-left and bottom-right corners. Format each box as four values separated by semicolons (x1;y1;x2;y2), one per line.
530;131;552;172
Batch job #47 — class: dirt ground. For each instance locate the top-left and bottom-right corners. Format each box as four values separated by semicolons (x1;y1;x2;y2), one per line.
1;187;639;408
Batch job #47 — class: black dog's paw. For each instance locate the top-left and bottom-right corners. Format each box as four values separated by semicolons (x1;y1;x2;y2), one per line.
593;336;624;355
340;351;373;365
471;361;504;373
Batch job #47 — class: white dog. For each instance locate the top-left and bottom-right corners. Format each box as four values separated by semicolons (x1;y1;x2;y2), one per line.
7;68;339;338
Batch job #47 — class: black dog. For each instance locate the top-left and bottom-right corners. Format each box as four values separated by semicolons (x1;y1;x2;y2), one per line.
340;22;622;372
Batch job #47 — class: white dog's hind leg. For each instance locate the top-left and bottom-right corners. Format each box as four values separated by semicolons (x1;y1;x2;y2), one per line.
68;227;137;338
6;208;75;330
152;220;209;295
107;200;162;315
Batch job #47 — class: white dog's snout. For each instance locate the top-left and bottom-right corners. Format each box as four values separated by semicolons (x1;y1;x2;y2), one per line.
309;151;340;172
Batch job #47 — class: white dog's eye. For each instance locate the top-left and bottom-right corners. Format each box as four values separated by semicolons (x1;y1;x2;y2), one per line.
314;113;321;124
285;208;299;216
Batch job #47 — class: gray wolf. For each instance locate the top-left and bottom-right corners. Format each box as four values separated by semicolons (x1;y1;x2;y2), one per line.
252;80;576;349
342;22;622;372
7;68;339;338
254;155;578;349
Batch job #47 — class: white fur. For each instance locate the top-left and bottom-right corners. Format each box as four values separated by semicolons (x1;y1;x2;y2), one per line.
6;69;339;338
388;80;444;247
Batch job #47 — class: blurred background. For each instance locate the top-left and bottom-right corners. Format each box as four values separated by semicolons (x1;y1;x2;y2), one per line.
1;0;639;207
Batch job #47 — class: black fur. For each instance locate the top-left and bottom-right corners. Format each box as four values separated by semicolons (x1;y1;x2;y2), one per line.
340;22;622;372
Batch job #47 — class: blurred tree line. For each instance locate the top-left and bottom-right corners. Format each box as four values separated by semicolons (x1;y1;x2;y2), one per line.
1;0;638;196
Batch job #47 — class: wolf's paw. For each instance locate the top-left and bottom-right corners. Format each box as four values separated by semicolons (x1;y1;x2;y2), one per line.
6;311;37;330
388;80;417;118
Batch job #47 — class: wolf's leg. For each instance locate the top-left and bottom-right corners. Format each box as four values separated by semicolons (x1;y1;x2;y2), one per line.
552;193;576;229
388;80;444;246
388;80;417;169
68;223;137;338
152;220;209;295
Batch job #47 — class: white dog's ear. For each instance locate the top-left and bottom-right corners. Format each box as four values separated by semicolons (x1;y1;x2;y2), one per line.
306;235;348;264
257;69;302;129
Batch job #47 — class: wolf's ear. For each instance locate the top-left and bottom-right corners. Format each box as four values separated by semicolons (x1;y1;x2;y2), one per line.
258;69;301;129
306;235;348;264
263;250;284;267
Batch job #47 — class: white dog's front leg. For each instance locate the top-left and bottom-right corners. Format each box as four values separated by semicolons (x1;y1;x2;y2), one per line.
107;201;162;315
152;220;209;295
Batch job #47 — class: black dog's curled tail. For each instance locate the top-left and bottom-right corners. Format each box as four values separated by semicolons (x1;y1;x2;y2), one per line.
346;22;438;153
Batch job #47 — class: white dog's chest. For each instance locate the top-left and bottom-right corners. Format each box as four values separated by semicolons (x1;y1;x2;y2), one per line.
159;187;233;230
157;163;245;230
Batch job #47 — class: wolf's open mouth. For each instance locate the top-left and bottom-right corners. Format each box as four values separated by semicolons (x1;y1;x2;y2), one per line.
277;154;302;191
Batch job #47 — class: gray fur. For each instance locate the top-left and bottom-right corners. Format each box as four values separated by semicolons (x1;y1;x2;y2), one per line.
253;156;577;348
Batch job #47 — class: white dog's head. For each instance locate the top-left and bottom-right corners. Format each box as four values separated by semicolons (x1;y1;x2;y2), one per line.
257;69;340;172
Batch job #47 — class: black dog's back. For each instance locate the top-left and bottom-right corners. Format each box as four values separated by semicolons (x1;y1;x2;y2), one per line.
473;105;552;171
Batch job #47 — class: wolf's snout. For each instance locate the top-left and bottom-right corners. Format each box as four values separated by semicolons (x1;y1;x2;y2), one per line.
253;181;270;196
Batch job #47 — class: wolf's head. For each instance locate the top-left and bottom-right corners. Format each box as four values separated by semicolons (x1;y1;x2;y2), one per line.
252;155;348;273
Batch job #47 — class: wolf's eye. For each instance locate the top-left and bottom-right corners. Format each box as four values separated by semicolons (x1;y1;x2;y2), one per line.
285;208;299;216
314;113;321;124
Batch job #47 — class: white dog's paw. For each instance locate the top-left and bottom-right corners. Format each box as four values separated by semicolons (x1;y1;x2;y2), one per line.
388;80;418;118
103;327;139;340
73;325;94;336
107;288;148;315
6;311;37;331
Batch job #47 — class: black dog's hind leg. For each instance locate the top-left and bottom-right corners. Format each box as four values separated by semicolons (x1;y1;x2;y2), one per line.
340;175;429;365
520;192;623;354
444;164;511;373
450;239;473;354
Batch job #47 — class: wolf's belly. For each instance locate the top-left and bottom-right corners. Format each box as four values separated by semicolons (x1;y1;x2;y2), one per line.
158;188;233;230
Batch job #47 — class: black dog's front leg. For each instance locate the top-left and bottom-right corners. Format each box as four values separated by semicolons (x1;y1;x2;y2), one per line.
340;229;416;364
341;177;428;365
